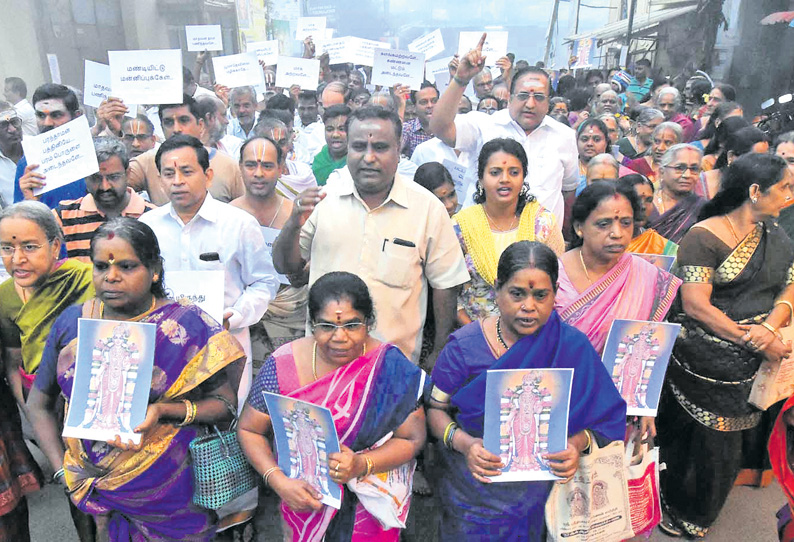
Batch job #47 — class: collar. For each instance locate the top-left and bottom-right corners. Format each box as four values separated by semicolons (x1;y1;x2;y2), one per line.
336;166;410;209
499;109;551;135
80;188;148;216
167;192;218;225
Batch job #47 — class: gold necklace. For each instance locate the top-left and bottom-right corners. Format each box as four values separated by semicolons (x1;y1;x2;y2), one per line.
579;249;592;283
724;215;740;244
99;296;157;321
656;191;667;214
312;340;367;381
483;208;517;233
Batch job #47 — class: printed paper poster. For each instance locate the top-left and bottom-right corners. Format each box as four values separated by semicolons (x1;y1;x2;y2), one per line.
263;392;342;509
601;320;680;416
212;52;265;89
408;29;445;61
109;49;183;105
275;57;320;91
247;40;280;66
631;252;676;273
165;270;225;324
83;61;137;116
457;32;508;67
63;319;156;445
21;116;99;196
295;16;326;40
371;49;425;90
185;25;223;52
483;368;573;482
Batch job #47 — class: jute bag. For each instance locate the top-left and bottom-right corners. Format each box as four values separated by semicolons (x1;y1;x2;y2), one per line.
545;439;635;542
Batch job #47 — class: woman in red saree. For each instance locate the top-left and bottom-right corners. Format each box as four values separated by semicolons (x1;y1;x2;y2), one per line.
238;272;428;542
625;122;683;187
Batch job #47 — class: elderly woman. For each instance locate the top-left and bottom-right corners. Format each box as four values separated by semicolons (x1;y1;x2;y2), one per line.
657;153;794;538
654;87;696;142
616;107;664;161
625;121;683;186
0;201;94;406
27;218;242;540
428;241;626;540
238;271;427;541
620;175;678;256
455;138;564;325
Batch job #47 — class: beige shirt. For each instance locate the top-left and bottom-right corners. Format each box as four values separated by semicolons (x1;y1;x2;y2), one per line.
300;167;470;362
128;147;245;206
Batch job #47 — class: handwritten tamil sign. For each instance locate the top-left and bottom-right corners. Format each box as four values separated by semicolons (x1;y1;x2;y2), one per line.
295;16;326;40
457;32;509;67
212;52;264;89
275;57;320;91
108;49;183;105
185;25;223;52
166;270;225;324
83;60;136;116
247;40;279;66
371;48;425;89
408;29;445;61
21;116;99;196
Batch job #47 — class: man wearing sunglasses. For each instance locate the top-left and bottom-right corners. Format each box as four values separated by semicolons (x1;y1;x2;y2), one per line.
0;102;23;207
430;33;578;230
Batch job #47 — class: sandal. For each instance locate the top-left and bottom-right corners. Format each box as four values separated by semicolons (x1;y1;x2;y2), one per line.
658;514;684;538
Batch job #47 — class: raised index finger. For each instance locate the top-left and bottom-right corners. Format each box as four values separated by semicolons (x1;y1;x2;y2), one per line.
475;33;487;52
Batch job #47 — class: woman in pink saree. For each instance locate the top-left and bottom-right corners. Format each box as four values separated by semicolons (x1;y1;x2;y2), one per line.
238;272;428;542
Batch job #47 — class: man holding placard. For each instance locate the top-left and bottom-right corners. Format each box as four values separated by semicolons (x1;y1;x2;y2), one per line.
430;34;578;228
227;86;259;140
14;84;88;208
127;94;244;205
196;95;243;160
120;115;157;159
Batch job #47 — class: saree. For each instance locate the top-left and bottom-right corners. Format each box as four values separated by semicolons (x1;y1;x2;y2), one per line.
627;228;678;256
430;312;626;541
658;222;794;538
57;300;245;541
0;259;93;381
624;157;657;185
247;341;428;542
453;202;564;321
555;253;681;355
646;192;706;244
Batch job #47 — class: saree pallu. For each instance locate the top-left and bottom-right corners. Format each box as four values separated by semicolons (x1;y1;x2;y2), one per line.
555;253;681;355
249;342;427;542
0;259;94;379
58;300;245;541
627;229;678;256
646;193;706;244
659;222;794;538
433;313;627;541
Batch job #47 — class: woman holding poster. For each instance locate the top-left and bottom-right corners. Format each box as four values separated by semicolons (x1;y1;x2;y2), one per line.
238;271;428;542
26;218;243;541
427;241;626;540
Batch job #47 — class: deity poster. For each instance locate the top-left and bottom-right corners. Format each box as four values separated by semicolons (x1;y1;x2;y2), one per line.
63;319;156;445
630;252;676;273
601;320;681;416
263;392;342;509
483;368;573;482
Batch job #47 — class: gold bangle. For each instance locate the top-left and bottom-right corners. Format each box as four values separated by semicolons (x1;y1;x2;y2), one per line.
442;421;455;445
761;321;780;337
363;454;374;478
775;300;794;326
177;400;194;427
582;430;592;454
263;466;282;486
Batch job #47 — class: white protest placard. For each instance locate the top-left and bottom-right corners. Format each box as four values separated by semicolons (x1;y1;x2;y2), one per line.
426;56;452;77
295;17;326;40
348;37;391;67
47;54;62;84
276;56;320;91
443;159;471;203
434;70;473;96
247;40;280;66
261;228;290;285
457;31;509;66
185;25;223;52
21;116;99;196
212;52;264;89
371;49;425;90
409;29;445;61
109;49;183;105
316;37;349;64
166;270;225;324
83;60;137;117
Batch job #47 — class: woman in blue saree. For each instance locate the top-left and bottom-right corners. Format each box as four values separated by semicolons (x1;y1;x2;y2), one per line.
27;218;243;541
428;241;627;541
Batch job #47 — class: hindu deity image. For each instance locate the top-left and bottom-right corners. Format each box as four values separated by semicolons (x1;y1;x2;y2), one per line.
285;406;329;494
611;324;660;409
500;371;551;471
568;487;589;517
79;322;141;433
592;478;609;510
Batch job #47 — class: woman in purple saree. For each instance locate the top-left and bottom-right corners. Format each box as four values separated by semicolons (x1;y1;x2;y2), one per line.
27;219;243;541
428;241;626;541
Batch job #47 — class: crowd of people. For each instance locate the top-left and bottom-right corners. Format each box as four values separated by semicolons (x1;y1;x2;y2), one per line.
3;30;794;542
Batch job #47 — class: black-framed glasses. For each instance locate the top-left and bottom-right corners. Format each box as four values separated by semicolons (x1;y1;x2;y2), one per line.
664;164;701;175
513;92;548;103
311;322;367;335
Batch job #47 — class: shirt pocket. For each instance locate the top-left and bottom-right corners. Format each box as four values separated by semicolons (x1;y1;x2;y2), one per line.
375;241;420;289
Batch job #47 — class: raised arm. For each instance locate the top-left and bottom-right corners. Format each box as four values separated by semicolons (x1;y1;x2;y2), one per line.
272;187;324;276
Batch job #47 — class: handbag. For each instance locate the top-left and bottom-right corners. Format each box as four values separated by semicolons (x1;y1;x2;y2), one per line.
624;436;662;537
189;396;258;510
545;439;635;542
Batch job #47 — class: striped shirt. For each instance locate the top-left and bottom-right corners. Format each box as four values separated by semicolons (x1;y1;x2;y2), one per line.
53;189;155;262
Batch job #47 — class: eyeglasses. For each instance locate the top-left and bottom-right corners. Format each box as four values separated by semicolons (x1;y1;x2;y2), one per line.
88;172;125;183
513;92;548;103
781;156;794;165
0;243;45;257
122;134;152;142
664;164;702;175
0;117;21;131
311;322;367;335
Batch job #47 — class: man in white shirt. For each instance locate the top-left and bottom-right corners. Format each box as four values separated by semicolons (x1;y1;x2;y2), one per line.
139;134;278;410
227;86;259;140
293;91;325;164
430;34;578;227
0;102;23;206
196;94;243;160
3;77;37;136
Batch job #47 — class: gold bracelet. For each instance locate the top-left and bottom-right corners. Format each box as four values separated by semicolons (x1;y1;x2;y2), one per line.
775;300;794;326
761;321;781;338
362;454;374;478
177;400;194;427
263;466;282;486
582;430;592;454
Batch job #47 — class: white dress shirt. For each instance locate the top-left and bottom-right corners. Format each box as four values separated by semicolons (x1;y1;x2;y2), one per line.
227;114;259;140
293;120;326;165
454;110;578;227
0;149;17;207
13;99;37;137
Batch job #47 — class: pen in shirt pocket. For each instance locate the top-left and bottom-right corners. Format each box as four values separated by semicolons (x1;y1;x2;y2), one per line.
382;238;416;251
